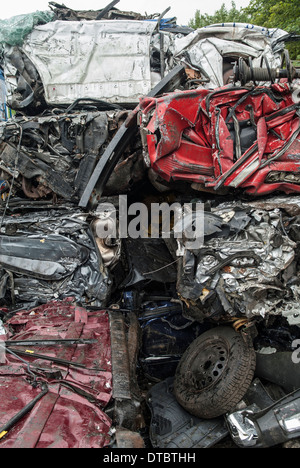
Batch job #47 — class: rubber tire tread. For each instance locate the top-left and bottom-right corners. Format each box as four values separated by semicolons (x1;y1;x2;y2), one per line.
174;326;256;419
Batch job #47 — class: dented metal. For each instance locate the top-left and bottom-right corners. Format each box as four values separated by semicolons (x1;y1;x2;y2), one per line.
174;198;300;321
0;5;300;450
0;208;111;309
140;82;300;196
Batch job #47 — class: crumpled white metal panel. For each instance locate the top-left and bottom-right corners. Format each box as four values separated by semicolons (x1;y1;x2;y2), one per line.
173;25;285;88
22;20;157;105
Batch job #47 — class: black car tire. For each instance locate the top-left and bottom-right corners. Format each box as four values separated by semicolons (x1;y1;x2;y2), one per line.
174;326;256;419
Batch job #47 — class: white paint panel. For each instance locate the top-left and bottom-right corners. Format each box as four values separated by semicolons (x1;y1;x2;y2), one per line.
22;20;157;104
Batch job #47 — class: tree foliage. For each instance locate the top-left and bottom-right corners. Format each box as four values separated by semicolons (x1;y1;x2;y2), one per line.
188;2;251;29
245;0;300;33
245;0;300;58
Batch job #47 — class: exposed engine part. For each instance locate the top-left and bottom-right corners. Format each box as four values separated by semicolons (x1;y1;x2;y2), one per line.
233;54;299;85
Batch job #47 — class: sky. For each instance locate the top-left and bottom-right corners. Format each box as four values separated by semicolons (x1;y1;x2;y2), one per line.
0;0;251;25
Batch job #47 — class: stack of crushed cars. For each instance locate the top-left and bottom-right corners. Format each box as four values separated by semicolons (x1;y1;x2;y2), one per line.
0;0;300;449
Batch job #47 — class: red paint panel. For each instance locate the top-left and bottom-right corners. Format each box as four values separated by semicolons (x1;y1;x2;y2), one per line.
0;299;112;448
143;83;300;195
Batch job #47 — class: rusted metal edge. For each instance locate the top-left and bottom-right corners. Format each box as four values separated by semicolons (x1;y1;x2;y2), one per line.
109;311;132;400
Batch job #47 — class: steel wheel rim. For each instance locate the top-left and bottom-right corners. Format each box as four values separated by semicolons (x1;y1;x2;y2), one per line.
184;338;230;391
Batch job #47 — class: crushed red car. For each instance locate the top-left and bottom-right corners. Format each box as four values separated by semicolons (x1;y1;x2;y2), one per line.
140;80;300;196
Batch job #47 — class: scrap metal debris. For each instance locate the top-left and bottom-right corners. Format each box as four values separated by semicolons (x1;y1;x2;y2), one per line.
139;81;300;196
175;197;300;322
0;207;112;309
0;298;112;448
0;1;300;450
